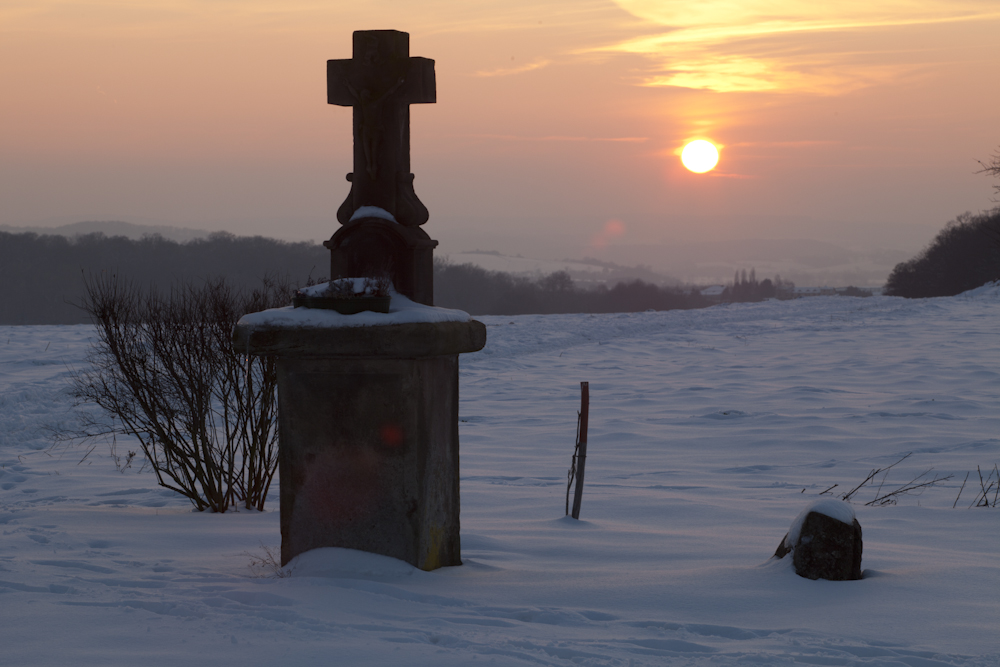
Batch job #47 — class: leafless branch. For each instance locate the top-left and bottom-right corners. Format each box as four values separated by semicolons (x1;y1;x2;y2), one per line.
841;454;912;502
864;469;954;506
954;471;969;508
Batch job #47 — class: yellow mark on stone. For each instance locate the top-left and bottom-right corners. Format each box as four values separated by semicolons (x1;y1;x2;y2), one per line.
421;526;445;571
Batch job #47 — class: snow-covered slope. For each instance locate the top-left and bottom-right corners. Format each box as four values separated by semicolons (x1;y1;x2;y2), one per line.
2;292;998;665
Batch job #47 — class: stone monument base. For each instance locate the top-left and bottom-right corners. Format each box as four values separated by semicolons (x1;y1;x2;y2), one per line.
234;313;485;571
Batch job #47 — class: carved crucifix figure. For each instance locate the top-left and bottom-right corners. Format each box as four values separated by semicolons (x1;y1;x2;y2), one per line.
328;30;436;226
345;77;405;179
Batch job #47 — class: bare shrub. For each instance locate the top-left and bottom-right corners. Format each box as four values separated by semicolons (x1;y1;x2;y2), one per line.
73;273;288;512
245;543;289;578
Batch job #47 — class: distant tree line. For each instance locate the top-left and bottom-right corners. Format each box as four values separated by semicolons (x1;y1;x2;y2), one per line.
0;231;710;324
720;269;795;302
0;231;328;325
884;209;1000;298
433;260;708;315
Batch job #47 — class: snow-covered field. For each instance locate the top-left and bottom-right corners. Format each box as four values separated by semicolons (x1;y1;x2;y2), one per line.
2;288;998;666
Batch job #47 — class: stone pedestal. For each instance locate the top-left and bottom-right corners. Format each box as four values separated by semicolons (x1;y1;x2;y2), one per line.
234;318;486;571
324;217;438;306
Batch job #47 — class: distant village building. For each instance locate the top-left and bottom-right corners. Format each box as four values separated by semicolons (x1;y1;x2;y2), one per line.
834;286;879;297
792;286;875;297
700;285;726;302
700;283;879;303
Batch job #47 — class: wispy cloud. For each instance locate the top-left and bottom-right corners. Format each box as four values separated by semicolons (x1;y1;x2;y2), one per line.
644;56;806;93
705;171;755;179
468;134;649;143
597;0;1000;94
475;59;552;77
726;140;841;148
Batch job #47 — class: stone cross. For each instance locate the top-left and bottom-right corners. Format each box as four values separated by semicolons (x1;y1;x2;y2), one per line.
233;30;484;573
328;30;436;227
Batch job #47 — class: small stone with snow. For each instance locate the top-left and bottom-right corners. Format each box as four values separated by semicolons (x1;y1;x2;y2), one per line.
774;499;863;581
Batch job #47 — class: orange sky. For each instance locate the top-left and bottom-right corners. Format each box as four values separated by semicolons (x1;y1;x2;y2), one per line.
2;0;999;263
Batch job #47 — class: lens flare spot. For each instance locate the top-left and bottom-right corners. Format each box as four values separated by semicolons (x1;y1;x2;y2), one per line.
590;219;626;249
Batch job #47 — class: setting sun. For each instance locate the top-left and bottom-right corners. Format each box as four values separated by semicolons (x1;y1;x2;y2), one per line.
681;140;719;173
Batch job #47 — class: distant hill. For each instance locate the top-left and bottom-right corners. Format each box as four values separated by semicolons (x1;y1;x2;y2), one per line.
0;230;328;325
4;221;904;287
0;228;710;324
442;251;682;288
436;227;906;288
587;238;905;288
885;209;1000;297
0;220;212;244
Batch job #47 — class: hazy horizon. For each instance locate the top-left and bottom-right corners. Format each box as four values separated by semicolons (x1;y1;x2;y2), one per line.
2;218;920;287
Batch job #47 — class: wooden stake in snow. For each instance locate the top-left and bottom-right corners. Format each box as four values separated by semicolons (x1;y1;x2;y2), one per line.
566;382;590;519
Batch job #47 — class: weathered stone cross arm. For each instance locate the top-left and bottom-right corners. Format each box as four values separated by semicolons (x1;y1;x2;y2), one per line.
327;30;436;227
327;53;435;108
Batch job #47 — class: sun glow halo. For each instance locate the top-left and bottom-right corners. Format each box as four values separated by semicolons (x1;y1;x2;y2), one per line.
681;140;719;173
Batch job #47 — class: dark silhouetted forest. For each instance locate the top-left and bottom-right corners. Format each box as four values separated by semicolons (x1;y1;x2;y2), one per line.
0;232;328;324
0;232;709;324
434;261;707;315
884;209;1000;298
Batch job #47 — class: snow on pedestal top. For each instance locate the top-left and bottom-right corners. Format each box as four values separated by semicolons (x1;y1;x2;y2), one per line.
349;206;397;223
236;284;469;330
